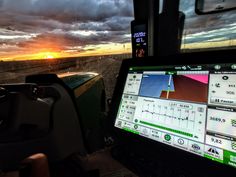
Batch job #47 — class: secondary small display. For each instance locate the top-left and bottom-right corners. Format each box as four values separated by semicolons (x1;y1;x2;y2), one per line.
131;22;148;58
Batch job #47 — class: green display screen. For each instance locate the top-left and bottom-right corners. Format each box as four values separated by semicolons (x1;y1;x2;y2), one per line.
115;63;236;168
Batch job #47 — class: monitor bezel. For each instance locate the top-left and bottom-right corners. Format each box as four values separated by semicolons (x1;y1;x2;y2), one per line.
109;51;236;177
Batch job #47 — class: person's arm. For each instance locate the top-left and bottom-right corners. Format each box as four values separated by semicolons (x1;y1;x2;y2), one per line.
0;154;50;177
22;154;50;177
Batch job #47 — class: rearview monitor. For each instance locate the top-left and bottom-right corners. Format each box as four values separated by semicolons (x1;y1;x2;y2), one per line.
113;59;236;171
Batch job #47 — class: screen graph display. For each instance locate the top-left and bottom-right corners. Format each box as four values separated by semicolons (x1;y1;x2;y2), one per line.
115;64;236;168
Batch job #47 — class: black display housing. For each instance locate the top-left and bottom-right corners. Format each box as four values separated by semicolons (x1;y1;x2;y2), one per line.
109;50;236;177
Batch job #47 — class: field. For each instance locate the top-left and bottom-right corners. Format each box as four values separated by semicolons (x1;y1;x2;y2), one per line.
0;53;131;99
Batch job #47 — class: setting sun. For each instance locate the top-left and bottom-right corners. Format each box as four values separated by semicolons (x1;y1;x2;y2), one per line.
37;52;60;60
45;55;54;59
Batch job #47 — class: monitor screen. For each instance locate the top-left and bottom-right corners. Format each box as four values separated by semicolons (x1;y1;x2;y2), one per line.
131;21;148;58
114;62;236;169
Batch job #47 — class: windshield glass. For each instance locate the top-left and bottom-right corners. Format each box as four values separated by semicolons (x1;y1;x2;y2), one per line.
0;0;133;98
180;0;236;52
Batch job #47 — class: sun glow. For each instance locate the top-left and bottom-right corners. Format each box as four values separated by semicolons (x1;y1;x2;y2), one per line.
45;55;54;59
39;52;60;59
0;42;132;61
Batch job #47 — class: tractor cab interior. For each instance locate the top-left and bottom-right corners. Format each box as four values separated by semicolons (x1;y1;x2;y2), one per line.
0;0;236;177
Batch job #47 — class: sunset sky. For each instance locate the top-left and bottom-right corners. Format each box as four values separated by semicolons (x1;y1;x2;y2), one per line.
0;0;133;60
0;0;235;61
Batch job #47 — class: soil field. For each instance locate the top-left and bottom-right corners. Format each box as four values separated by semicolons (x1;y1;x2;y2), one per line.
0;53;131;99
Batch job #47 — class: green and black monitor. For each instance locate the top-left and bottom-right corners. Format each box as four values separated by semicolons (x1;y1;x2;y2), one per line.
110;53;236;177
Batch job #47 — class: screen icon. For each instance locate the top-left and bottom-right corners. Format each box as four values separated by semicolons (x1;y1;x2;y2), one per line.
231;120;236;127
230;155;236;163
231;142;236;150
117;121;122;127
177;138;185;145
214;65;221;70
222;76;229;80
231;64;236;70
208;147;219;155
192;144;201;151
215;83;221;88
189;142;203;155
164;134;171;141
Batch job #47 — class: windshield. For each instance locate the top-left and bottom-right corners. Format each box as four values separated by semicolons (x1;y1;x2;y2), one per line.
0;0;133;98
0;0;133;60
180;0;236;52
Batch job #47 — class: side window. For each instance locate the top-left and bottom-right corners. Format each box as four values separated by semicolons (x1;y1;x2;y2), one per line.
180;0;236;52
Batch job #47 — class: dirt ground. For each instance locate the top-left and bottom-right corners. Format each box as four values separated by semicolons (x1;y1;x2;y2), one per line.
0;56;127;99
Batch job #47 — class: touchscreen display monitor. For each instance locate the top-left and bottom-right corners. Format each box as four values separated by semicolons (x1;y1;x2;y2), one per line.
114;63;236;168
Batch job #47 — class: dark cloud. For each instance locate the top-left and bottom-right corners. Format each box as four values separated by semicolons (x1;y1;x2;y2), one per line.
180;0;236;42
13;30;130;53
1;0;234;58
184;30;236;44
105;17;133;31
0;0;134;32
180;1;236;45
0;0;133;58
1;0;133;23
78;16;132;32
77;22;110;32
